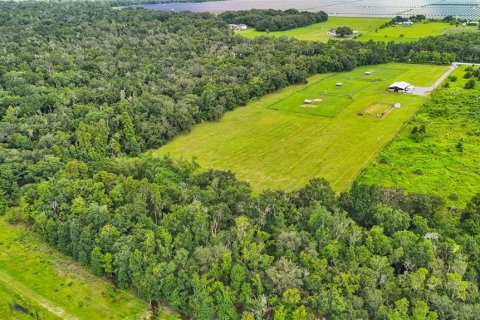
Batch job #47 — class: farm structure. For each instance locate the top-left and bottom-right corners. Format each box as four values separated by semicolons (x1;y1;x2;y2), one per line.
388;81;413;93
398;21;413;26
229;24;248;31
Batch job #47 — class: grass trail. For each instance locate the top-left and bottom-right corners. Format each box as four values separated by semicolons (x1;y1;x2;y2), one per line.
0;269;77;320
0;218;169;320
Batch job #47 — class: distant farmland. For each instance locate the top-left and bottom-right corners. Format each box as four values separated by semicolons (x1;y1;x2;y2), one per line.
154;63;449;192
240;17;480;43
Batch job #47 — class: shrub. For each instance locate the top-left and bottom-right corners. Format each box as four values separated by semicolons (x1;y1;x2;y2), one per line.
456;139;464;152
465;79;475;89
413;169;424;175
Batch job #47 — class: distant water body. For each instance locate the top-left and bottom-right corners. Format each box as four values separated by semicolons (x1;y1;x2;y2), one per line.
129;0;480;19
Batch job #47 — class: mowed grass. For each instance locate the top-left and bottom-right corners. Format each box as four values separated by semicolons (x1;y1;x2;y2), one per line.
240;17;388;41
357;66;480;206
0;217;178;320
360;21;480;42
240;17;479;43
269;67;406;117
154;63;449;192
0;281;61;320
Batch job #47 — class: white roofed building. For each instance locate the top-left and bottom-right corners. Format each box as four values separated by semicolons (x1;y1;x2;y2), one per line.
389;81;413;93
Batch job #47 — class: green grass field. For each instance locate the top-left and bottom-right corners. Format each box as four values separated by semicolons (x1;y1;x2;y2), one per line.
154;63;449;192
0;281;62;320
362;21;479;42
241;17;387;41
0;218;179;320
240;17;479;42
269;67;406;117
357;65;480;206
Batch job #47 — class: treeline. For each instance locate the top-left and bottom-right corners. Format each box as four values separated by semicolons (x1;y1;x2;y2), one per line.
7;155;479;319
380;14;427;28
1;2;480;210
219;9;328;32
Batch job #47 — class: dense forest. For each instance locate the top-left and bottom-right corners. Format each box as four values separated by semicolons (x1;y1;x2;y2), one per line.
219;9;329;32
10;156;480;319
1;2;480;319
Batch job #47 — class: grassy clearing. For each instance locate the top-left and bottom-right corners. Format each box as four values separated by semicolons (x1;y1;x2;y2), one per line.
0;218;178;320
357;65;480;206
269;67;406;117
360;21;479;42
154;63;449;192
240;17;479;42
0;281;61;320
240;17;388;41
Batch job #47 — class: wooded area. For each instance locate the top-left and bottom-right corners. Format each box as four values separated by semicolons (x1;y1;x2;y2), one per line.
1;2;480;319
219;9;328;32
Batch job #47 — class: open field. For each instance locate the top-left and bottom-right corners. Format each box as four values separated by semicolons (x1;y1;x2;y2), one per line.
0;218;178;320
0;281;61;320
154;63;449;192
268;67;406;117
357;65;480;206
240;17;479;42
362;21;480;42
240;17;388;41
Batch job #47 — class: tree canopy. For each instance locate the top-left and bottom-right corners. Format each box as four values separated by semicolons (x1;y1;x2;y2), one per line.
1;2;480;319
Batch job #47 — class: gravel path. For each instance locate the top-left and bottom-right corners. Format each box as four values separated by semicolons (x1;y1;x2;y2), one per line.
411;62;480;96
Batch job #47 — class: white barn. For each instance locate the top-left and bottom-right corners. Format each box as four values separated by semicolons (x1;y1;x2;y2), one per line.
389;81;413;93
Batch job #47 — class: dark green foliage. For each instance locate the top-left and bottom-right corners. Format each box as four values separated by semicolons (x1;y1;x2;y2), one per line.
335;26;354;37
1;3;480;319
219;9;328;32
456;139;464;152
20;156;480;319
465;79;476;89
410;124;427;142
379;15;425;29
0;189;7;215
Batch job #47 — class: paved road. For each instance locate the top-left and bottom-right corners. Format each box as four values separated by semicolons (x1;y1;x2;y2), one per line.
411;62;480;96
